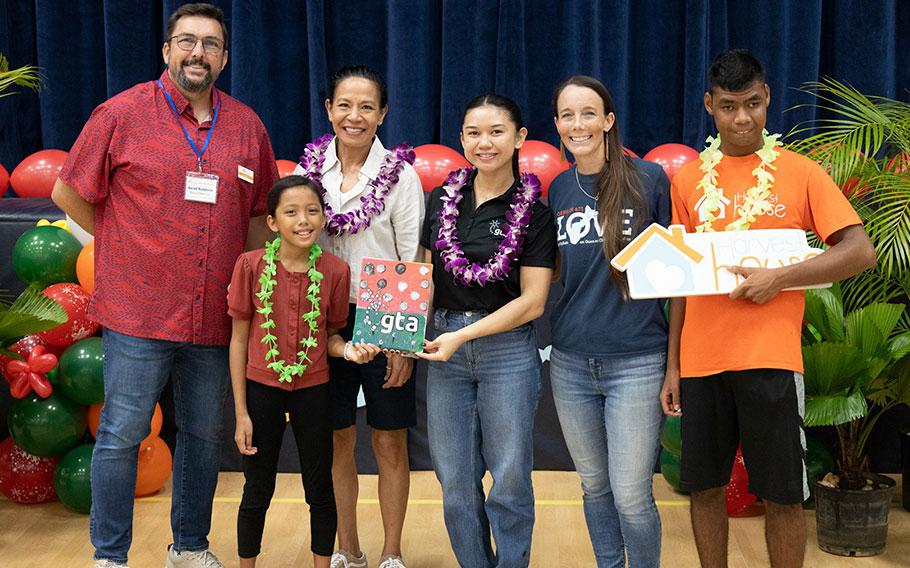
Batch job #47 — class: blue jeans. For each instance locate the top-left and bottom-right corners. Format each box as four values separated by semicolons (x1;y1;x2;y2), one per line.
549;348;665;568
427;309;542;568
91;329;229;564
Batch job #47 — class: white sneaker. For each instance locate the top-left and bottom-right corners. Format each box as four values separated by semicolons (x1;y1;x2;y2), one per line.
378;555;406;568
330;550;368;568
164;545;224;568
94;561;129;568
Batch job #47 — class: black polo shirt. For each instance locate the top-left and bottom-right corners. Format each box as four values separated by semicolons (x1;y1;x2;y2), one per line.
420;171;557;312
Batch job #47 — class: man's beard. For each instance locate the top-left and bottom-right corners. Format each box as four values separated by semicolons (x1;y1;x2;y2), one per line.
175;56;213;93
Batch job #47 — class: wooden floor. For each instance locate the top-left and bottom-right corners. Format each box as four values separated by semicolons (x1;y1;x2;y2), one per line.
0;472;907;567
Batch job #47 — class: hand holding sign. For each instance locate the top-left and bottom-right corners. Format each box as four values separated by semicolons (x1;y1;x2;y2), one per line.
611;224;830;299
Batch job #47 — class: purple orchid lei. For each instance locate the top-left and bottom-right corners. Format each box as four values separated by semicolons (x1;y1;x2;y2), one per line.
435;167;542;286
298;134;415;237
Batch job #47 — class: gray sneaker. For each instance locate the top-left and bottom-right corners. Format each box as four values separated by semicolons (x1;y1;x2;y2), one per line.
164;545;224;568
330;550;368;568
94;561;129;568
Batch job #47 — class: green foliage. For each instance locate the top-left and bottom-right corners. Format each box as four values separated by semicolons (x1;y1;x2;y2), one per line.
0;53;41;98
801;285;910;487
0;285;68;347
788;78;910;333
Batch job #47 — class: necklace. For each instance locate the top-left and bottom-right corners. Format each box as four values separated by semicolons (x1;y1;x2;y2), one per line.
256;238;323;383
435;168;541;286
574;167;598;201
696;130;781;232
298;134;415;236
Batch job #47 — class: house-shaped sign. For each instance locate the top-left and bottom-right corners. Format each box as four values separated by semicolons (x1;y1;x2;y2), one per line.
610;223;829;299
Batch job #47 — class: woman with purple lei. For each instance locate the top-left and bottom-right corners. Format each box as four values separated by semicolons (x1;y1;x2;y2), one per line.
295;65;424;568
416;94;557;567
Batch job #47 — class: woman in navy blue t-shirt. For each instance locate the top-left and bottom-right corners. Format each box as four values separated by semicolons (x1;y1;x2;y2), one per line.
548;75;671;567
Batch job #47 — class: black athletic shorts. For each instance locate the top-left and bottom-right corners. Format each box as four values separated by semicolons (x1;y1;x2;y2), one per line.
329;303;417;431
678;368;809;504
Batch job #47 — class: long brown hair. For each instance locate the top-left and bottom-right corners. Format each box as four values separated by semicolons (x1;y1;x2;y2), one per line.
553;75;646;297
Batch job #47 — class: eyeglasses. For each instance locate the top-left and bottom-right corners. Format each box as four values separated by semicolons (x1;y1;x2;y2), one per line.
168;34;224;55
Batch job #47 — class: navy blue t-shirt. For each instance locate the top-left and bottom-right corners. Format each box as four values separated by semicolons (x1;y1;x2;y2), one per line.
549;158;671;357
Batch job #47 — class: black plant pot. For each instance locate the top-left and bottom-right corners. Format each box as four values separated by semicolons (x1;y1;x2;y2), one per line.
902;424;910;512
814;473;896;556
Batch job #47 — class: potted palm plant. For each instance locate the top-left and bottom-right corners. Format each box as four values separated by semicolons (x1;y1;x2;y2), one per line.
801;284;909;555
788;79;910;556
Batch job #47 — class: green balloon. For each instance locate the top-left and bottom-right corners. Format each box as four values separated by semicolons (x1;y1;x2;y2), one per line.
46;366;60;385
54;443;94;514
660;415;682;455
7;392;87;457
660;448;685;493
59;337;105;405
12;226;82;287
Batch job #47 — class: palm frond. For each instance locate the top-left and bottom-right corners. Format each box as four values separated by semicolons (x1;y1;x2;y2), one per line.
0;53;42;98
0;285;68;341
804;391;867;427
802;342;867;397
804;286;845;342
787;78;910;183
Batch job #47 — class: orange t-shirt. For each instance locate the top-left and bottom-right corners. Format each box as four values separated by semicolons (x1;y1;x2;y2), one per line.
670;147;861;377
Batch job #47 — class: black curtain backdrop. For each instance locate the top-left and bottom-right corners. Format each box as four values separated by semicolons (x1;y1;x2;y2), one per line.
2;0;909;170
1;1;909;473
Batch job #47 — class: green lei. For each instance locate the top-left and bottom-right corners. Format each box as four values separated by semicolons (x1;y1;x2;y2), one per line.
255;237;324;383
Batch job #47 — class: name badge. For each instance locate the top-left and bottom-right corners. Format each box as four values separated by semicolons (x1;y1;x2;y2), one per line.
185;171;219;204
237;164;255;184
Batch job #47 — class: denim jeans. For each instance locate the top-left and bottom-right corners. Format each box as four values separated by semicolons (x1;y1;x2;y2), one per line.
91;329;229;564
427;309;542;568
549;347;665;568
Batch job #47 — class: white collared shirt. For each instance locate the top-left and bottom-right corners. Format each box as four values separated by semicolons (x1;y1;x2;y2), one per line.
295;136;425;302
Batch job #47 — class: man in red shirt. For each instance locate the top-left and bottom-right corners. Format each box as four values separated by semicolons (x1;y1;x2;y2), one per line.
51;4;278;568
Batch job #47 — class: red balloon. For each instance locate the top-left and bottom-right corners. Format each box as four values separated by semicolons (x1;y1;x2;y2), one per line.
518;140;570;199
0;437;60;504
4;345;57;399
643;143;699;180
276;159;299;179
413;144;470;192
0;335;56;385
726;447;764;517
0;162;9;193
38;283;98;347
135;436;172;497
9;149;68;198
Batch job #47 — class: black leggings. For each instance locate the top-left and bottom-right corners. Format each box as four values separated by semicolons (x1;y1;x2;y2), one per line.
237;380;336;558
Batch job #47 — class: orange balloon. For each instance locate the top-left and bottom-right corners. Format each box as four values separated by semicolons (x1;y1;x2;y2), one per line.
135;436;172;497
88;402;163;449
10;149;68;198
76;240;95;294
276;159;299;178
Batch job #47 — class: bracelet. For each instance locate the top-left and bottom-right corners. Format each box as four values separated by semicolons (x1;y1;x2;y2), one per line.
342;341;353;361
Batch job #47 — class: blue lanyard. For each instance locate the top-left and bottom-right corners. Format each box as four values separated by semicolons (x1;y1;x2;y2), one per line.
157;79;221;171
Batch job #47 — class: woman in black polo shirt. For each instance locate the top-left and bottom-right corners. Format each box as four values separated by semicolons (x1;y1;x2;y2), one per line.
417;94;557;568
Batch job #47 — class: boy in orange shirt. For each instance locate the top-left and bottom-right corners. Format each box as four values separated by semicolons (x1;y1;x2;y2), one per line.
660;50;875;568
